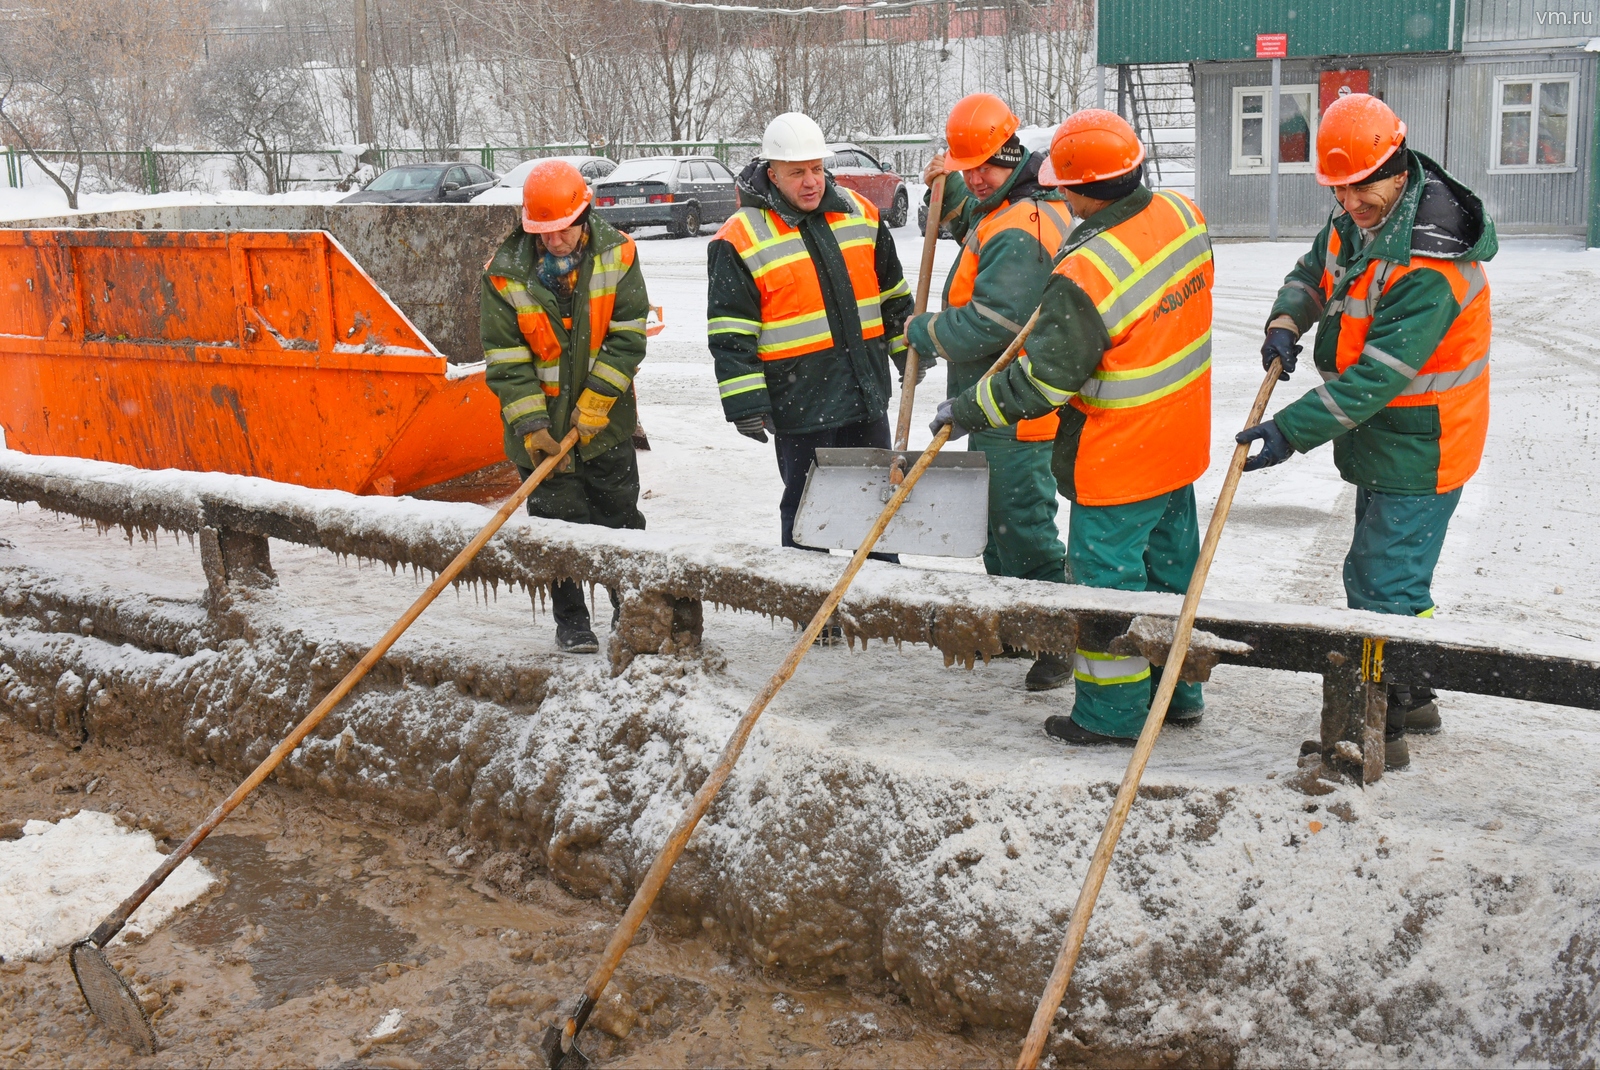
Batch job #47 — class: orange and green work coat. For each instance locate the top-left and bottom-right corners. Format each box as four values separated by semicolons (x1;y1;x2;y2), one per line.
906;151;1074;583
480;215;649;468
708;168;914;434
948;184;1215;737
1267;150;1496;495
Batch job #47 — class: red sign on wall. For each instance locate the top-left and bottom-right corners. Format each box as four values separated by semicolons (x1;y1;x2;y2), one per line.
1255;33;1289;58
1320;69;1371;114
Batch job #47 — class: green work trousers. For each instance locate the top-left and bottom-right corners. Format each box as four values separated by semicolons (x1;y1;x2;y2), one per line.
970;431;1068;584
1344;487;1461;617
517;441;645;627
1067;485;1203;738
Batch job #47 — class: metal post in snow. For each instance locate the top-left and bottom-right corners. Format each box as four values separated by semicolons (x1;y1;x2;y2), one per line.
145;148;159;195
1268;57;1281;241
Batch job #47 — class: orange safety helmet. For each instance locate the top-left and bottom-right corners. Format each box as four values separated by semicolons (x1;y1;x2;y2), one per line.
521;159;592;233
1038;109;1145;186
944;93;1021;171
1315;93;1407;185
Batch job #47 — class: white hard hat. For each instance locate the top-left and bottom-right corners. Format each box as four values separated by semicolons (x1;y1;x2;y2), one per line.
761;112;827;163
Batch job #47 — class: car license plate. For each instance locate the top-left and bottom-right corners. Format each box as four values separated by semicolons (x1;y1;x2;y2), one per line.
619;196;646;206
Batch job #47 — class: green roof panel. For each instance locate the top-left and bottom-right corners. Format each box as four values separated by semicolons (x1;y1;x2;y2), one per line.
1098;0;1461;64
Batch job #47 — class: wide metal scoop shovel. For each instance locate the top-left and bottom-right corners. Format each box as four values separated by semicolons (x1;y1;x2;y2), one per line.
790;175;990;559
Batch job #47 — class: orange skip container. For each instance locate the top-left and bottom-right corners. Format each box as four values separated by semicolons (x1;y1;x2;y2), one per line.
0;228;504;495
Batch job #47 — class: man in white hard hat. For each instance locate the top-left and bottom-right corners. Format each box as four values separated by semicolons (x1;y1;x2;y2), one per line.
707;112;915;574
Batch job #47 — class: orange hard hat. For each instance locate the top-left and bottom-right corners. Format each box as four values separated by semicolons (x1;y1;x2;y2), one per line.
1038;109;1145;186
1315;93;1407;185
944;93;1020;171
522;159;592;233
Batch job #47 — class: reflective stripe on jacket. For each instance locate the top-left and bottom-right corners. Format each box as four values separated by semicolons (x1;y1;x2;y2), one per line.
1042;189;1213;505
715;188;891;362
1310;226;1491;494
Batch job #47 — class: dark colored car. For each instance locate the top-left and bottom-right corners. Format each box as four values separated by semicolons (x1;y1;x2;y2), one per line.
592;156;738;237
341;162;498;204
826;143;909;227
917;197;957;239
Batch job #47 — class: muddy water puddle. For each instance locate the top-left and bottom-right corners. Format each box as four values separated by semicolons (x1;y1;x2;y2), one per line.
0;721;1011;1068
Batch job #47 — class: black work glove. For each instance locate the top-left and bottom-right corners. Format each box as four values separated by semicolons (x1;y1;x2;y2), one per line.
899;361;929;387
734;413;776;443
928;398;969;442
1236;419;1294;472
1262;327;1302;380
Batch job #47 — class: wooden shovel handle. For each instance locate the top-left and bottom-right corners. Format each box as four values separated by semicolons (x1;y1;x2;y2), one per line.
87;430;582;949
894;174;946;453
1014;362;1283;1069
556;303;1043;1061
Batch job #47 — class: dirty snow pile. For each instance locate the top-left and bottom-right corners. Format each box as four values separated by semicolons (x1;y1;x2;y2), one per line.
0;810;215;961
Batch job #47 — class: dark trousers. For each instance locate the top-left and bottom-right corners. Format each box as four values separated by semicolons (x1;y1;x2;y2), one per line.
774;415;897;562
518;442;644;628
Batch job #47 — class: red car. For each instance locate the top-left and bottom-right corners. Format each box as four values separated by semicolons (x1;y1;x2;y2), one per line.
825;143;910;227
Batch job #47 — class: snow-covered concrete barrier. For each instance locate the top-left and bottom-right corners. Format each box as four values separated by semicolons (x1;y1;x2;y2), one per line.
3;452;1599;784
5;452;1600;1062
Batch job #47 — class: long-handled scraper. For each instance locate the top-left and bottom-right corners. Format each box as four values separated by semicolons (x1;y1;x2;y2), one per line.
541;308;1041;1069
790;176;993;559
67;432;582;1054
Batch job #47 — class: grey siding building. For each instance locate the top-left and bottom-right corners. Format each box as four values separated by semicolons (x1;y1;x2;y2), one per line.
1102;0;1600;242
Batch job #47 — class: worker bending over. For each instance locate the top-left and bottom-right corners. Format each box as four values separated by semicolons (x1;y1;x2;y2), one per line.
910;93;1074;691
1237;94;1496;770
932;110;1215;746
481;159;651;654
707;112;916;574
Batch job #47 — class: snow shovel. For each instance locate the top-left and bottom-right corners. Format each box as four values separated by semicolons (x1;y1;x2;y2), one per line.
541;307;1041;1070
1012;362;1285;1070
790;175;991;559
68;430;581;1054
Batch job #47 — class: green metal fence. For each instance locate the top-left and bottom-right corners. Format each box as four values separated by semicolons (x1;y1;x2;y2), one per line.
3;136;938;195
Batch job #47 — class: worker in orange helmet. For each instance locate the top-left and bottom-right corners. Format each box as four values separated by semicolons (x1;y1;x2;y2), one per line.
481;158;651;654
930;109;1216;746
909;93;1075;691
1236;93;1497;770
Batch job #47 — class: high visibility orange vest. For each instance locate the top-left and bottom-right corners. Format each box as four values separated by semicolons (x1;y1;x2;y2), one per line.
946;196;1073;442
714;189;885;362
1319;228;1491;493
1055;190;1213;506
489;236;638;396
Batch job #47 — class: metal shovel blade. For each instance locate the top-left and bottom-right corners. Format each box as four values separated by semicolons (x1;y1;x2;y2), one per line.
791;448;989;558
540;1024;591;1069
69;941;157;1054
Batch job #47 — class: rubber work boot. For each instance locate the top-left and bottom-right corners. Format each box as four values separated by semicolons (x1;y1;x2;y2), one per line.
1025;652;1073;691
1389;684;1441;734
814;620;845;646
1166;706;1203;728
1044;715;1137;748
556;622;600;654
1384;730;1410;771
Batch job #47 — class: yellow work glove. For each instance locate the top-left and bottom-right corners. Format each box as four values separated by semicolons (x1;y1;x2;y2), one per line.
522;427;573;473
573;388;618;446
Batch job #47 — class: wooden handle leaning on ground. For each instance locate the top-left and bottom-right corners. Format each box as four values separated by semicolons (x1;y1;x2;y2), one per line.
550;303;1042;1063
85;430;582;950
893;174;946;454
1014;361;1284;1070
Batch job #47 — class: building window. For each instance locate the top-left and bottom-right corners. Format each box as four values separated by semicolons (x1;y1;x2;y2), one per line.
1231;84;1317;175
1491;76;1578;173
